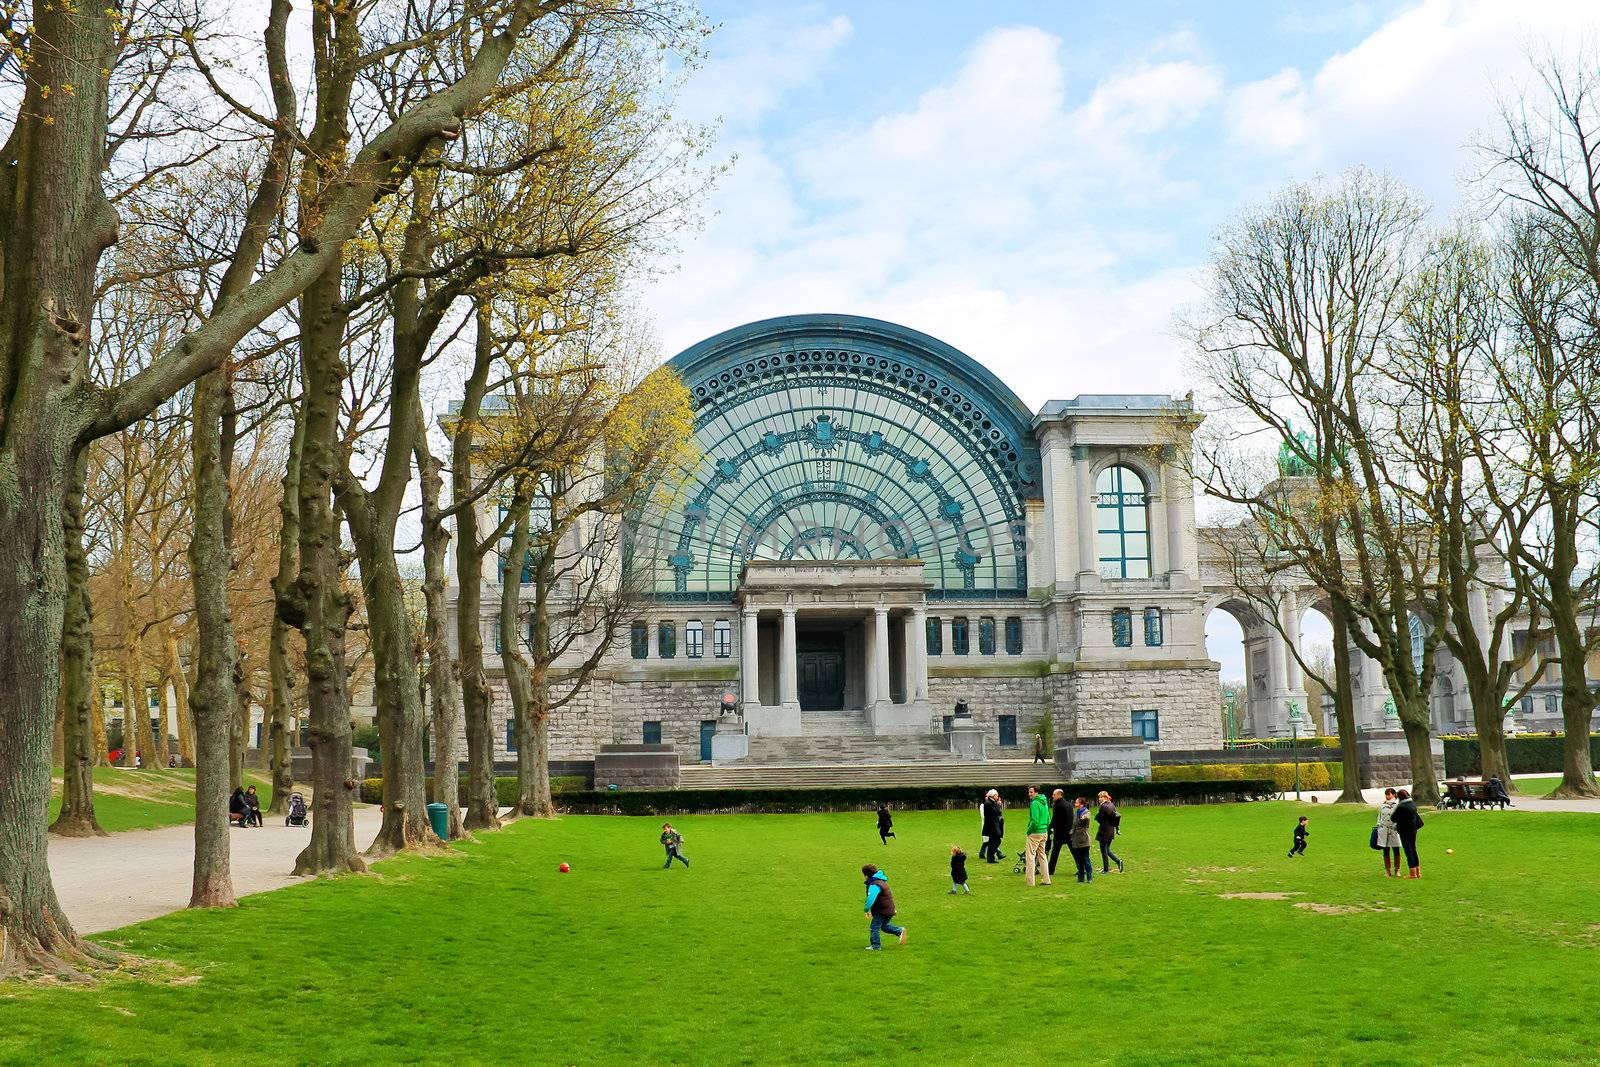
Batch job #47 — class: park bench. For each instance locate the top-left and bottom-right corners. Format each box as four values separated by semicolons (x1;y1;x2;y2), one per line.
1440;779;1511;810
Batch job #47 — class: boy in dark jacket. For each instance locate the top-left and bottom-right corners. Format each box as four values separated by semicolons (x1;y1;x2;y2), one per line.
949;846;970;894
862;865;906;950
659;823;689;869
877;804;896;844
1288;816;1309;857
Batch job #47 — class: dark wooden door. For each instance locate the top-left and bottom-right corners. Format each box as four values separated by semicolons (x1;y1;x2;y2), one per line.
797;633;846;711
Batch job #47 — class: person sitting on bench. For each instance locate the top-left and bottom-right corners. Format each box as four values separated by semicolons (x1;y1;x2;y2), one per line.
229;786;250;828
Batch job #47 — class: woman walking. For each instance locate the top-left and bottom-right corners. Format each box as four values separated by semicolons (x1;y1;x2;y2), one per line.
979;789;1005;863
1068;796;1095;883
1391;788;1425;879
1094;790;1123;874
1375;787;1403;877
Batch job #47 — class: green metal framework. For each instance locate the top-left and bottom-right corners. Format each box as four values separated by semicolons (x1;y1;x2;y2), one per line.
640;315;1041;601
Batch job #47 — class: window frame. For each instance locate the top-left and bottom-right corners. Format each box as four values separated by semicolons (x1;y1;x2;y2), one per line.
1131;709;1159;742
1111;608;1133;648
1144;607;1163;647
505;717;519;753
630;621;649;660
685;620;704;659
642;720;663;744
657;621;677;659
978;616;996;656
951;616;970;656
712;619;732;658
926;616;943;656
1004;616;1023;655
1096;464;1152;580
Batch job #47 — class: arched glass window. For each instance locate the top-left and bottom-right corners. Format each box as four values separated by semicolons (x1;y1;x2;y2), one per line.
1096;466;1150;579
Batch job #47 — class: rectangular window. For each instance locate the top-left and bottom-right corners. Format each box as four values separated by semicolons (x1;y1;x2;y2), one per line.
148;689;160;709
686;620;704;659
926;616;943;656
631;621;648;659
505;718;518;753
998;715;1018;747
1545;694;1561;716
1112;608;1133;648
1005;616;1023;655
642;720;662;744
713;619;732;658
492;622;502;655
1144;607;1163;647
658;622;677;659
1132;709;1160;742
951;616;970;655
978;616;996;655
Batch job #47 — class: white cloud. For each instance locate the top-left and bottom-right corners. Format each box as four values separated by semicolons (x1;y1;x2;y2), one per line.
675;10;854;130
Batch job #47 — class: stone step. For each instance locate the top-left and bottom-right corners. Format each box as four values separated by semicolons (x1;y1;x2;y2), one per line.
746;734;952;764
678;761;1048;789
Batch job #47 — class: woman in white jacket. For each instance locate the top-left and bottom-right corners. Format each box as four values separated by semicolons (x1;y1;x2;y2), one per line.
1375;787;1402;877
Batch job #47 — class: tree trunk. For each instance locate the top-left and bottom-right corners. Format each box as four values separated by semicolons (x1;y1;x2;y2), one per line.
52;451;105;837
345;495;433;857
90;683;107;769
1327;600;1364;803
415;417;465;839
1545;549;1599;799
499;489;549;819
267;404;304;816
229;647;250;789
1398;709;1440;806
286;260;364;877
187;366;238;909
166;629;195;768
454;306;501;831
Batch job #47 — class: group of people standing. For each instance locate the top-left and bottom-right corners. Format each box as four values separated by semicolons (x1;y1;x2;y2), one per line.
1374;787;1425;878
978;786;1123;886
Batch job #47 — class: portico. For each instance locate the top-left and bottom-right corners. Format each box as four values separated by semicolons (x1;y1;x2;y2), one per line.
737;560;933;736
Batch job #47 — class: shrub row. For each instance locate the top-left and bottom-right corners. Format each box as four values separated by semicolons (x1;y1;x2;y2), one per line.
1443;735;1600;777
1153;761;1342;793
360;775;584;806
550;779;1274;816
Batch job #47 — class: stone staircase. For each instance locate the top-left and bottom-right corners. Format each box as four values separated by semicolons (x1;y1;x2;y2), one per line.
678;760;1047;789
742;711;952;765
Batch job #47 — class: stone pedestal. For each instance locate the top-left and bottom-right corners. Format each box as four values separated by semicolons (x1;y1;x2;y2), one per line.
949;719;987;760
867;698;933;736
1054;737;1151;781
744;703;802;737
1356;730;1444;788
710;716;749;762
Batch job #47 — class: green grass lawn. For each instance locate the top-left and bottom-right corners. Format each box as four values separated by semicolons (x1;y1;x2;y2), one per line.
1510;775;1600;797
7;801;1600;1065
48;768;271;832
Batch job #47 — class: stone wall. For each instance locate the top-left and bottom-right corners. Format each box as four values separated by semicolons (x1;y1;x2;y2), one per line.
927;673;1048;751
608;678;732;755
593;744;680;790
1051;664;1221;749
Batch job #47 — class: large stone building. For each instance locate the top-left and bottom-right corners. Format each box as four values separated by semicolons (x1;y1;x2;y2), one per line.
448;313;1593;768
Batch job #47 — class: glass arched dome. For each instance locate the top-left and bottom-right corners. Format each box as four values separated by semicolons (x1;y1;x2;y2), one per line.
636;315;1041;601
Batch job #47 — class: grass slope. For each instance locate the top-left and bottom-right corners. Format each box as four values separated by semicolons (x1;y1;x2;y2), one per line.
48;768;269;832
8;801;1600;1065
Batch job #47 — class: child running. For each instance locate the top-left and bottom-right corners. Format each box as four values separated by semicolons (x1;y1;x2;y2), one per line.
877;803;896;844
949;846;970;894
862;865;906;950
659;822;689;869
1288;816;1308;858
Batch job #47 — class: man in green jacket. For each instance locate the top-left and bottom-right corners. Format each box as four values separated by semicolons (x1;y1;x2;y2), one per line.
1024;785;1053;887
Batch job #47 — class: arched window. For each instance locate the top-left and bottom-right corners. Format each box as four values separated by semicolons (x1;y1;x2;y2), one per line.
1096;465;1150;579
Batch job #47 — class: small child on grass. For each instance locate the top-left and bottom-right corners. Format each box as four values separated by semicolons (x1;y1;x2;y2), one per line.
877;803;896;844
660;822;689;869
862;864;906;950
1288;815;1308;858
949;846;970;894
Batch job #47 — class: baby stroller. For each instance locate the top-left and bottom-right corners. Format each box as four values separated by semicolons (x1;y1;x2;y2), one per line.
286;792;309;827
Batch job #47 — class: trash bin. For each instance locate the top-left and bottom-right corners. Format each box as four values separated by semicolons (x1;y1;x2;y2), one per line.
426;802;449;841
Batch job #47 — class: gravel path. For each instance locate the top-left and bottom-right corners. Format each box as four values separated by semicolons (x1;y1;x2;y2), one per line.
49;807;387;934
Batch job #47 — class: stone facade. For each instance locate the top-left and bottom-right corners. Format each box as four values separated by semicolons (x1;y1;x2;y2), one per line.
1052;663;1220;750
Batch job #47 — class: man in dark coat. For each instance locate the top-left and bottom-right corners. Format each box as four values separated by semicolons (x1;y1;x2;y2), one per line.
980;790;1005;863
1047;787;1071;875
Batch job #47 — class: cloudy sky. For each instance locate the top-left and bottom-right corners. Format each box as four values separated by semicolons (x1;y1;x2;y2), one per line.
636;0;1598;679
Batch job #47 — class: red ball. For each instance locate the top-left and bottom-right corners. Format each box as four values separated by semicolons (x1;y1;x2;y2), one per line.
558;862;570;873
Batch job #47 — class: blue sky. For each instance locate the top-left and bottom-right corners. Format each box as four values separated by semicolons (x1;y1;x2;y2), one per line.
636;0;1598;679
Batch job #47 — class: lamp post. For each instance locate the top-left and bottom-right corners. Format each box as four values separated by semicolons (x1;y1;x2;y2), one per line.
1287;699;1304;800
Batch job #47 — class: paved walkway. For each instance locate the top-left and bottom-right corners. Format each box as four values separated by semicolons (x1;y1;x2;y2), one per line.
49;807;386;934
1295;773;1600;813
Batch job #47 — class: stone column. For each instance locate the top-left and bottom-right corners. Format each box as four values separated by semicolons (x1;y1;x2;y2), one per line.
741;608;759;706
910;606;929;704
872;605;892;708
1279;594;1303;692
1073;445;1096;580
864;613;879;707
1165;452;1188;577
779;605;799;709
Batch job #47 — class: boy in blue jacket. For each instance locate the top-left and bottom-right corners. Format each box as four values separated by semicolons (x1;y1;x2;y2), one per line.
861;865;907;950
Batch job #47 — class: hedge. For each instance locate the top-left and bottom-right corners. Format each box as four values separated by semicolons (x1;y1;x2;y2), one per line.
552;779;1273;815
1154;761;1342;793
1443;735;1600;777
361;775;584;806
